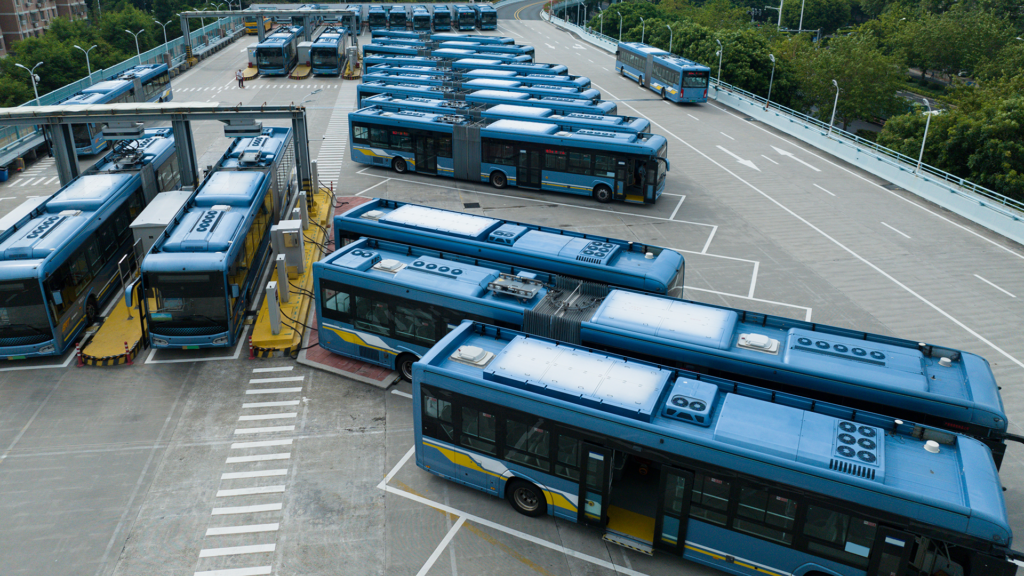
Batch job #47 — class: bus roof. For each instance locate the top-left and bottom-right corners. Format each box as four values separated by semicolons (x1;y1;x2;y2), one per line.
421;323;1012;543
485;119;559;135
485;104;552;117
452;58;502;66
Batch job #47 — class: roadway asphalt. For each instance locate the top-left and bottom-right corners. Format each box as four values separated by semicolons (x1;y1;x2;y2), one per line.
0;5;1021;576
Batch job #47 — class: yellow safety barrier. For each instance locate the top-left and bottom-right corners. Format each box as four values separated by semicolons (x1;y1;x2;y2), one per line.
289;64;312;80
243;66;259;81
81;281;145;366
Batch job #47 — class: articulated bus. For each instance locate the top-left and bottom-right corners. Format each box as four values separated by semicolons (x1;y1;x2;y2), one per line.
0;129;180;359
256;26;304;76
469;3;497;29
361;95;649;133
387;5;408;29
367;4;387;31
311;27;347;76
367;63;591;89
318;233;1018;467
141;127;296;350
432;4;451;30
412;5;432;31
361;73;599;100
372;31;515;45
452;57;567;75
413;321;1020;576
616;41;711;104
363;43;532;64
454;4;476;30
356;84;617;114
438;40;534;58
67;64;173;156
345;4;363;34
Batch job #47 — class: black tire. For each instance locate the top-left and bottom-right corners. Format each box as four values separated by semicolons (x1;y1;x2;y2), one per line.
661;87;667;99
638;75;644;86
506;479;547;517
393;157;407;174
396;353;417;382
593;185;613;204
490;171;507;189
619;67;625;77
85;296;98;323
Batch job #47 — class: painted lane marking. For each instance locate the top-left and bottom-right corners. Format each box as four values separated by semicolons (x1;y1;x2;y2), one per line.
669;195;686;221
252;366;293;373
225;453;291;464
720;132;734;140
974;274;1016;298
716;145;759;171
232;425;296;435
390;389;412;399
231;439;292;449
760;154;778;165
881;221;909;238
199;543;276;557
772;145;821;171
211;503;282;515
194;567;271;576
813;183;836;197
415;516;467;576
216;485;286;497
248;376;304;384
241;400;300;409
206;523;280;536
238;412;297;421
245;388;303;395
221;470;288;480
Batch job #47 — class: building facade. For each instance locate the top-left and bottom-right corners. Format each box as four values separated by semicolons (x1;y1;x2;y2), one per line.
0;0;85;50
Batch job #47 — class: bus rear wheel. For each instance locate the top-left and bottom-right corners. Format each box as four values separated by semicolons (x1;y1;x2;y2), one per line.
392;157;408;173
593;185;613;204
396;353;418;381
85;296;98;324
490;171;507;189
506;479;546;517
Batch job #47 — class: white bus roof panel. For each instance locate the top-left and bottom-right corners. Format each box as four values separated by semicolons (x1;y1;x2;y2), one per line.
593;291;738;350
487;119;559;134
455;58;503;65
485;335;671;422
381;204;498;238
485;104;552;117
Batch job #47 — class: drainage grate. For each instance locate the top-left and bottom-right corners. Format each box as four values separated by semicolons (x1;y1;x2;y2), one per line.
881;183;902;191
463;202;480;208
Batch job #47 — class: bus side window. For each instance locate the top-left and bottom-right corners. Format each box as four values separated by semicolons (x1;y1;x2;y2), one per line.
353;294;391;336
555;434;580;481
423;391;454;442
504;417;550;473
690;472;731;526
803;505;876;569
438;136;453;158
394;303;435;345
460;406;497;455
733;485;798;545
352;125;370;144
321;283;351;321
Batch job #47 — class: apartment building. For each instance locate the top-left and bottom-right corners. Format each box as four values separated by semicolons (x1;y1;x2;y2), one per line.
0;21;6;57
0;0;85;49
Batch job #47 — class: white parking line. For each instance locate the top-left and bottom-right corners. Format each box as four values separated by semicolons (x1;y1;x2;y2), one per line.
249;376;303;384
669;195;685;221
226;453;291;464
232;425;296;435
415;516;466;576
390;389;412;399
194;567;271;576
199;543;276;557
974;274;1016;298
211;503;282;515
221;469;288;480
238;412;297;421
252;366;294;373
206;523;280;536
241;400;301;409
231;439;293;449
245;387;303;395
881;222;909;238
216;486;286;497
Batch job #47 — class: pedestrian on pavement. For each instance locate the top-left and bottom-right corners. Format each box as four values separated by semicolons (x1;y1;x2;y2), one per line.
236;69;245;88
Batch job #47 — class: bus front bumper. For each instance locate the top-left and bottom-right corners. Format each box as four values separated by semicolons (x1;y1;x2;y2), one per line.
149;331;232;350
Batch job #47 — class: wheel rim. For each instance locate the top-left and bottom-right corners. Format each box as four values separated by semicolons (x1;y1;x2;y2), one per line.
514;486;539;512
400;358;414;380
494;173;505;187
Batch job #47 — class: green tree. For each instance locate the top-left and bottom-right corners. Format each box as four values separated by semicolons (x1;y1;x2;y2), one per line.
897;6;1016;78
780;0;852;34
0;75;35;107
788;33;906;128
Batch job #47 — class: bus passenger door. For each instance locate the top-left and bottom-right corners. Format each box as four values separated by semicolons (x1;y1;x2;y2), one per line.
517;149;541;188
653;467;694;556
415;136;437;174
578;443;612;527
867;528;914;576
623;159;644;203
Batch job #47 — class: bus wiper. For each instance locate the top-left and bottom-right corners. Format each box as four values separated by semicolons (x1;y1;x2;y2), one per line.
0;323;48;336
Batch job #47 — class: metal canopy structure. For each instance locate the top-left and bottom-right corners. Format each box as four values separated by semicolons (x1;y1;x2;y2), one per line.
178;8;357;47
0;102;315;195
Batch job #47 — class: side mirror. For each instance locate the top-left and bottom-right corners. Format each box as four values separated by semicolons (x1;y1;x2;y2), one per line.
231;284;241;298
124;279;139;308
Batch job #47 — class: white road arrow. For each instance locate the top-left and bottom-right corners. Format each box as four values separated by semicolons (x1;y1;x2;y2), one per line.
772;145;821;172
716;145;760;172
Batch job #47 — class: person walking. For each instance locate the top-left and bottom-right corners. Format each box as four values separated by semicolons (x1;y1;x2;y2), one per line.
236;69;245;88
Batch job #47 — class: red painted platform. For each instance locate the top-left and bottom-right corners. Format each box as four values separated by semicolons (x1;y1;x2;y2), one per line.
298;312;399;389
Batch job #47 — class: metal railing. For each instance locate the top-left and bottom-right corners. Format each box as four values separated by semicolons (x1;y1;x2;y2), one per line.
544;10;1024;223
0;17;245;165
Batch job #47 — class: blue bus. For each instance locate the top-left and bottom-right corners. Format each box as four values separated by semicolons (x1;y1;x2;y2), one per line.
412;5;432;31
363;53;441;67
356;84;617;115
345;4;363;35
452;58;567;75
141;127;296;351
438;40;534;58
432;4;451;30
317;233;1017;466
0;129;181;359
387;5;408;29
256;26;304;76
68;64;173;156
363;43;532;64
311;27;347;76
413;321;1020;576
470;3;497;29
367;63;591;89
292;3;325;28
362;73;599;100
432;32;514;44
361;95;649;133
453;4;476;30
616;41;711;104
367;4;387;31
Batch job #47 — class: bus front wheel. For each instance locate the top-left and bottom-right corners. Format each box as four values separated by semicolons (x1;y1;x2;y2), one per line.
506;479;547;517
85;296;98;324
392;157;408;174
396;353;418;381
593;185;613;204
490;171;507;189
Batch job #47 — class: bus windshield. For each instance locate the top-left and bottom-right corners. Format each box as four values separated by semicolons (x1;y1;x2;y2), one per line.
257;50;283;68
72;124;94;147
683;72;709;88
312;49;338;68
459;12;474;25
0;280;51;343
482;13;496;25
146;272;228;334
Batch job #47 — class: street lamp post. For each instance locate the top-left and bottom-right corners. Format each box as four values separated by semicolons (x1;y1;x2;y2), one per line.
765;0;783;27
74;44;97;85
915;99;932;174
15;62;43;106
765;53;776;110
599;10;603;36
639;16;645;44
827;79;840;137
616;11;622;43
154;19;172;51
666;25;672;54
715;38;723;85
125;29;144;65
798;0;806;30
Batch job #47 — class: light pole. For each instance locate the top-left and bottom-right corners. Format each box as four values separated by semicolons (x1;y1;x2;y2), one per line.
583;6;587;27
74;44;97;85
715;38;723;84
616;11;622;43
599;9;603;36
765;0;783;27
798;0;806;31
576;0;580;25
827;79;840;137
639;16;645;44
154;19;172;50
125;29;144;65
765;53;776;110
15;62;43;106
914;98;933;174
666;24;672;53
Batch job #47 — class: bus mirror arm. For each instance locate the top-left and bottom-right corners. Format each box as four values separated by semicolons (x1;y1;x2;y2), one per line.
999;431;1024;445
658;157;671;171
124;278;139;309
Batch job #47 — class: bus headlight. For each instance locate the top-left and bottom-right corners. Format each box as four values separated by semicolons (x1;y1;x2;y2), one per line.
38;344;55;354
153;337;169;346
212;336;229;346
